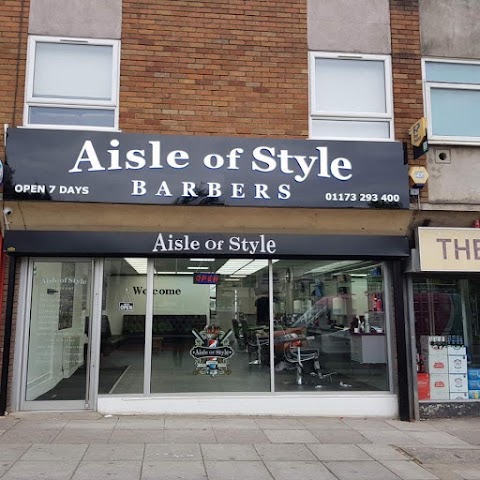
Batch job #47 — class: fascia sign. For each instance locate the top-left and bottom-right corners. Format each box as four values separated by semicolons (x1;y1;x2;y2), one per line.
4;128;409;209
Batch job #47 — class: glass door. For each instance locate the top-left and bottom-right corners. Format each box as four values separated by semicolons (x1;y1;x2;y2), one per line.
22;259;94;409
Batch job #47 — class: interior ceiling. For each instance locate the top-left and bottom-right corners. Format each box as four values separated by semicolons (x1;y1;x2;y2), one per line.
106;257;378;281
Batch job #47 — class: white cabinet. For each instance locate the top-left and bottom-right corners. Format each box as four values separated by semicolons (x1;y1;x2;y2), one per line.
350;334;386;364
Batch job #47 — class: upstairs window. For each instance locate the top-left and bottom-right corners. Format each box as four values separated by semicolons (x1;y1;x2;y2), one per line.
424;59;480;144
309;53;393;141
25;36;120;130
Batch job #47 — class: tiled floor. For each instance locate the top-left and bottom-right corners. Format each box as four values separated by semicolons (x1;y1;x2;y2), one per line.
0;413;480;479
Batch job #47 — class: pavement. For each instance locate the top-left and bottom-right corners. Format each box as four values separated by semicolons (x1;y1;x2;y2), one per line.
0;413;480;480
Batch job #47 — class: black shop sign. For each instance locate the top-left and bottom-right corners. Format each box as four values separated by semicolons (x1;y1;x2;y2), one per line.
4;128;409;209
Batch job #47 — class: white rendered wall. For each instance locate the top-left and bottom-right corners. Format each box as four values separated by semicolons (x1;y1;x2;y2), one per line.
98;393;398;417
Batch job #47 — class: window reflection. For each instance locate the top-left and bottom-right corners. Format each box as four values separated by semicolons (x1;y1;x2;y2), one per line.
273;260;388;392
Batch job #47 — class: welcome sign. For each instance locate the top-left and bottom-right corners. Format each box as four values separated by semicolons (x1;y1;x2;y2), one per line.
4;128;408;208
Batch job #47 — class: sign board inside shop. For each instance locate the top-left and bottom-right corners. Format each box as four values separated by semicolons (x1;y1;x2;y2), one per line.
4;128;409;209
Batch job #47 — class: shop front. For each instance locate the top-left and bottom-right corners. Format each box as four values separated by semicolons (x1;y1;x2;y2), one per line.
411;227;480;417
3;128;411;417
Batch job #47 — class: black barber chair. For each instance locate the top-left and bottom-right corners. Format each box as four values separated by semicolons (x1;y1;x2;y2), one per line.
284;339;336;386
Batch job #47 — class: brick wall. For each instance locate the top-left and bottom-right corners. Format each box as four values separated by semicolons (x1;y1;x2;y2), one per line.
120;0;308;138
389;0;427;198
0;0;29;412
0;0;29;136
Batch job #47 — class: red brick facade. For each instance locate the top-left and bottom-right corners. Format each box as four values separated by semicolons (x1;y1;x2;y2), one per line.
389;0;426;196
120;1;309;137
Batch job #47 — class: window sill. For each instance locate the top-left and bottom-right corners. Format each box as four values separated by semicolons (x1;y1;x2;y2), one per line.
428;138;480;147
20;124;121;133
308;135;395;143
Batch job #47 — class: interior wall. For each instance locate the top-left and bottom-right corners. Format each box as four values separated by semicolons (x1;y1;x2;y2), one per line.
105;275;210;335
26;261;89;400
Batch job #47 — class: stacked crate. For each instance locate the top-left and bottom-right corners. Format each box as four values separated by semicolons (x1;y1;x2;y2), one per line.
419;336;469;400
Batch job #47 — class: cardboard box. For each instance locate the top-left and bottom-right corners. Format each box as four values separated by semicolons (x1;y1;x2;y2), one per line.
447;345;467;356
430;374;449;400
468;368;480;380
468;390;480;400
448;355;468;374
417;373;430;400
421;336;448;357
468;379;480;390
449;373;468;392
425;353;448;374
450;392;468;400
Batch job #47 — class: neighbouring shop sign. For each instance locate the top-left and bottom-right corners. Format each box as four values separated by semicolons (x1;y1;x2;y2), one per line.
4;128;409;209
418;227;480;272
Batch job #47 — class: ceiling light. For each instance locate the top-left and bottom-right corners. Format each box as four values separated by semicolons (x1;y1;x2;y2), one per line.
155;271;192;275
125;258;148;274
187;266;210;270
189;258;215;262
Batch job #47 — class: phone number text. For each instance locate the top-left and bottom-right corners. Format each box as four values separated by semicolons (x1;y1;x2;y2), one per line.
325;193;400;202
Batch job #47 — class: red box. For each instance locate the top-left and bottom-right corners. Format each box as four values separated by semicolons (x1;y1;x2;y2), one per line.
417;373;430;400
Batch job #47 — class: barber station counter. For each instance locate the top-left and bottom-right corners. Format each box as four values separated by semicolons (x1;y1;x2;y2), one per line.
350;333;386;364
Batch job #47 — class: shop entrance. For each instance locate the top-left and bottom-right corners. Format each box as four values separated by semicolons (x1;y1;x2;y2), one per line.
22;259;95;409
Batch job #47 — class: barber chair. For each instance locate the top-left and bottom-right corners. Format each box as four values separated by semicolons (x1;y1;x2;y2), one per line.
231;318;245;350
284;339;336;386
248;331;269;365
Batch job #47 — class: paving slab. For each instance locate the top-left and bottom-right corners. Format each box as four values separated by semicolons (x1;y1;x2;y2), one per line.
52;429;112;443
115;418;165;430
109;429;165;443
401;447;480;464
308;444;372;461
144;443;202;461
324;460;402;479
264;460;337;480
263;428;318;443
0;429;60;444
209;418;259;430
444;431;480;446
201;443;260;461
205;460;273;480
20;443;88;462
72;460;142;480
64;419;118;430
380;460;440;479
358;444;410;461
164;417;211;430
342;418;398;430
254;418;304;430
298;417;352;430
310;428;370;444
142;460;206;480
407;431;470;446
254;443;317;461
359;429;421;445
0;445;31;462
1;460;80;480
163;428;216;444
418;463;480;480
83;443;145;461
213;428;270;444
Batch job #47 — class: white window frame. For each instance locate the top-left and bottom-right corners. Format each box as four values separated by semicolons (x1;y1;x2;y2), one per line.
24;35;120;131
423;57;480;146
309;52;394;142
